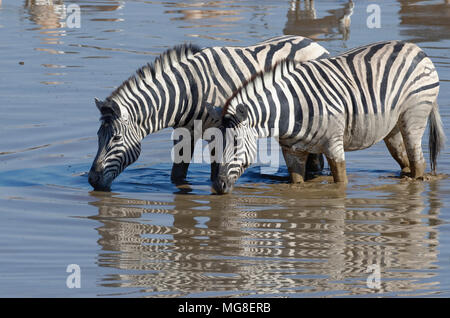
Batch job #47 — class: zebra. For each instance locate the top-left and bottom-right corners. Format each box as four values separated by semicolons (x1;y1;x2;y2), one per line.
88;35;330;191
213;40;444;194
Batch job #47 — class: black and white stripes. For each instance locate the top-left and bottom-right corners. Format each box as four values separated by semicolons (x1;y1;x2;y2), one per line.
88;36;330;190
213;40;443;194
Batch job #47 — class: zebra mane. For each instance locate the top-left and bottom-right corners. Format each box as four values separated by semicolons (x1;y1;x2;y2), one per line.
105;43;202;108
221;58;297;118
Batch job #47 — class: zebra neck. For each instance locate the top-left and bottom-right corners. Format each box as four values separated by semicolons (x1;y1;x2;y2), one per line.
140;63;202;136
251;110;282;140
248;88;306;142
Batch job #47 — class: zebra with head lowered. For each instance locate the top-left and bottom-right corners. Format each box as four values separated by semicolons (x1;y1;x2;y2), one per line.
88;36;330;190
213;40;445;194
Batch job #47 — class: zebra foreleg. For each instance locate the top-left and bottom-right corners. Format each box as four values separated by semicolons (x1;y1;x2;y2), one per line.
323;137;348;183
326;157;347;184
171;162;191;185
383;125;410;176
207;137;219;182
171;133;195;185
282;148;309;183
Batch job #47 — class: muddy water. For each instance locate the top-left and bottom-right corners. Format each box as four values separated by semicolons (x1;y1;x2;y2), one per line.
1;0;450;297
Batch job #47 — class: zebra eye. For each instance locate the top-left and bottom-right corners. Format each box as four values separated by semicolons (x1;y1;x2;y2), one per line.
112;135;122;142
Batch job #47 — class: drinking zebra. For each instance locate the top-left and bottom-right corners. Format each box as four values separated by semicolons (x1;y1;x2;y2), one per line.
213;40;444;194
88;35;330;190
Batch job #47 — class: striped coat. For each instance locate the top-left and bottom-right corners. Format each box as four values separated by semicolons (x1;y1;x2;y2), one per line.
213;40;444;194
88;36;329;190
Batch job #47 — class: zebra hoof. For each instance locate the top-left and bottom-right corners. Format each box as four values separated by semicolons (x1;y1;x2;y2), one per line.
171;176;189;186
400;167;411;177
290;172;305;184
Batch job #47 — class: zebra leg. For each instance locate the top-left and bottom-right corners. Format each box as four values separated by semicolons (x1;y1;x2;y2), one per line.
305;153;325;174
326;157;347;183
207;138;219;182
398;106;431;179
171;133;195;184
383;125;411;175
282;148;308;183
324;140;347;183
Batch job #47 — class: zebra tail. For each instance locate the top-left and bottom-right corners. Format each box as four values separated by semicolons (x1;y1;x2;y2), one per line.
428;102;446;174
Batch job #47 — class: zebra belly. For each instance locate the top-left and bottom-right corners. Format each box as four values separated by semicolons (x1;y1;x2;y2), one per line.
343;113;398;151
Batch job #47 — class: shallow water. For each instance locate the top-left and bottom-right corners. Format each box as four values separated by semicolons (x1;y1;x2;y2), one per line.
1;0;450;297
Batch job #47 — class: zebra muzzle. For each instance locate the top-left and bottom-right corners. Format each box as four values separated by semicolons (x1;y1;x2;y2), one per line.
88;168;111;191
212;175;233;195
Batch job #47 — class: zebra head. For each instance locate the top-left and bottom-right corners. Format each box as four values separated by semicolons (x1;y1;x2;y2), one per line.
213;103;258;194
89;98;142;191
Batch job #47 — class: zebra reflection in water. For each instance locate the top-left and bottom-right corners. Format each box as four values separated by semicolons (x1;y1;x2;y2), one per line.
283;0;354;41
398;0;450;43
89;180;442;296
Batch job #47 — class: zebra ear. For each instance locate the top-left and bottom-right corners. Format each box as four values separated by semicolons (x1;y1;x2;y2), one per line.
95;98;122;117
235;104;248;122
110;102;122;117
94;98;103;111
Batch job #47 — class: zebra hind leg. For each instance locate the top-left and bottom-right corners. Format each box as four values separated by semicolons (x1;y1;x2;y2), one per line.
398;107;430;179
383;124;411;176
282;148;309;183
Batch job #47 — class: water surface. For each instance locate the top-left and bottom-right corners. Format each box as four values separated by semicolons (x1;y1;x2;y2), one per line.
1;0;450;297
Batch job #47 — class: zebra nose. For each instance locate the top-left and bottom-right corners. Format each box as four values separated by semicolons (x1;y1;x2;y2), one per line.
88;174;100;188
220;181;228;192
88;171;100;188
213;176;231;194
88;168;112;191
